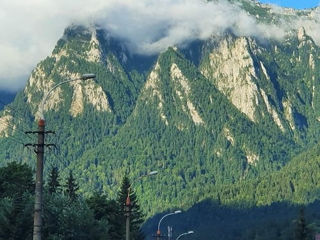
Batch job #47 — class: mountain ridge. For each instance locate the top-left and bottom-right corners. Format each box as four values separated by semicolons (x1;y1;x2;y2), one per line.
1;1;320;232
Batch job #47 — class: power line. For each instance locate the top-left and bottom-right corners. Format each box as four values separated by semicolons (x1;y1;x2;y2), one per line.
0;120;26;142
0;98;39;139
0;117;25;133
0;117;33;141
0;100;35;132
0;99;28;121
0;99;37;135
4;135;25;145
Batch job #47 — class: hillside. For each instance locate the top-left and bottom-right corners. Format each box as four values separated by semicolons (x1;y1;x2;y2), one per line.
72;46;299;215
143;142;320;239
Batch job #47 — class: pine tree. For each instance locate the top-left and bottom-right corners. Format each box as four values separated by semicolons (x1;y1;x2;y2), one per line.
117;176;145;240
294;208;309;240
48;166;61;194
65;170;79;202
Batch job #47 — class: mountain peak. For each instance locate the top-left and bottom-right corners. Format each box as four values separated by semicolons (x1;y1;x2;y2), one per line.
62;24;93;41
297;26;307;41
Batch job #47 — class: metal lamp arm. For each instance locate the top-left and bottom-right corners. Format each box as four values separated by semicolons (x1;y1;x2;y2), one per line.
126;175;145;204
176;231;194;240
127;171;158;197
176;233;187;240
157;212;175;232
39;77;82;120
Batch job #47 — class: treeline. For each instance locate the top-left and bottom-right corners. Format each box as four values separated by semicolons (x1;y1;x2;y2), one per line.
0;162;144;240
143;199;320;240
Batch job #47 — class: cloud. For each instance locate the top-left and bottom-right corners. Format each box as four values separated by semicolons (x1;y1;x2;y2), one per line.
95;0;286;54
0;0;105;91
293;8;320;45
0;0;317;91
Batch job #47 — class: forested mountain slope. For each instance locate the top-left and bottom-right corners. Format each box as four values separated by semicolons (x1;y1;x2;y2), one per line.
143;142;320;240
0;0;320;226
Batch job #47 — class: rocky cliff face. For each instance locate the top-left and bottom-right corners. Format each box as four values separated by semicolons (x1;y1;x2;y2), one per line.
141;56;205;128
199;26;320;142
23;28;111;120
201;36;262;122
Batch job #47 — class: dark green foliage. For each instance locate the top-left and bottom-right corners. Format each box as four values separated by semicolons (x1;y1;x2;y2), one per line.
294;208;309;240
43;192;108;240
0;162;34;199
47;166;61;194
87;193;122;239
0;193;34;240
0;163;111;240
64;170;79;202
87;192;110;220
0;162;34;240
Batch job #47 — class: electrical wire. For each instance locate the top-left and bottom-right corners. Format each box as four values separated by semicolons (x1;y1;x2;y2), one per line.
0;104;36;141
0;117;27;134
0;121;27;143
0;118;33;143
4;135;25;145
0;100;36;131
0;99;29;121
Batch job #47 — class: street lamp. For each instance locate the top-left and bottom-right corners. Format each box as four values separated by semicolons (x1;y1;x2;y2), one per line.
176;231;194;240
39;73;96;119
156;210;182;240
125;170;158;240
32;73;96;240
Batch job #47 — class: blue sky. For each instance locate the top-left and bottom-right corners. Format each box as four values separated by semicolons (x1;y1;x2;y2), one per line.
259;0;320;9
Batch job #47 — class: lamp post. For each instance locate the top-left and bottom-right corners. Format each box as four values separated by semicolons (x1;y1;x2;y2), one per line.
176;231;194;240
156;210;182;240
32;73;96;240
125;170;158;240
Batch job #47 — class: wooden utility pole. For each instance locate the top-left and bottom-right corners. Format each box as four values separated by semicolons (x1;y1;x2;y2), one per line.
125;193;131;240
25;73;95;240
33;119;45;240
25;119;55;240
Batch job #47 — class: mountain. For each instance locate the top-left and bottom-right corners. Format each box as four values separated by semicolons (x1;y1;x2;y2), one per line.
1;1;320;239
72;45;299;215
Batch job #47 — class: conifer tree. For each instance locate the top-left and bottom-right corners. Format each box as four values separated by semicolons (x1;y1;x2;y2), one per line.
294;208;310;240
117;176;145;240
65;170;79;202
48;166;61;194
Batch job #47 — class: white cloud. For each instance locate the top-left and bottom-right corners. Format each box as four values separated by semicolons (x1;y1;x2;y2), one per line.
0;0;104;91
0;0;317;91
95;0;286;54
293;8;320;45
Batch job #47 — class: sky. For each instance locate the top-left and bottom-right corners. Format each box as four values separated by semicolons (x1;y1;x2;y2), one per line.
0;0;319;92
260;0;319;9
